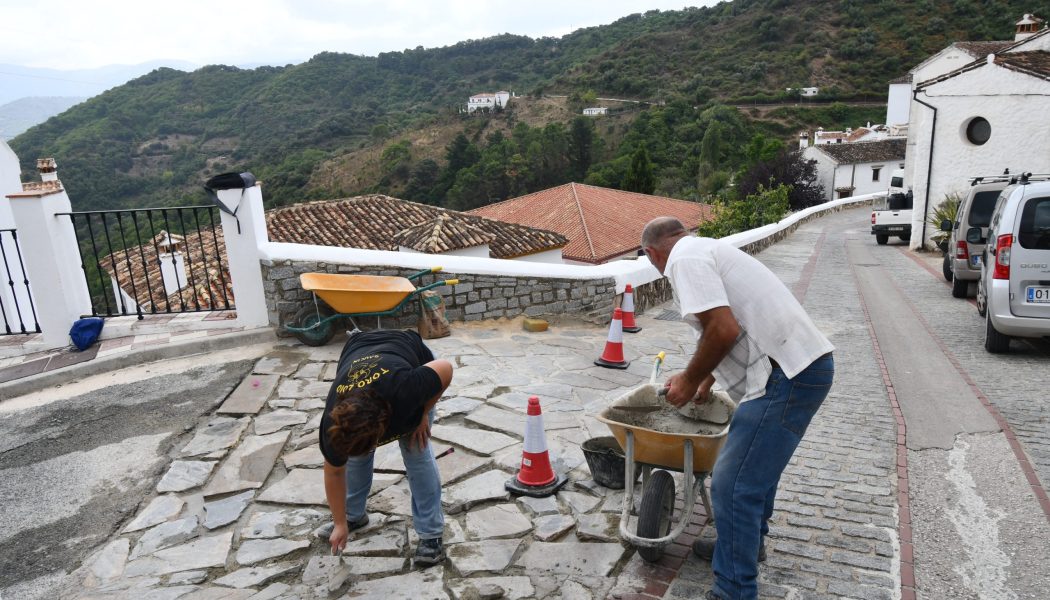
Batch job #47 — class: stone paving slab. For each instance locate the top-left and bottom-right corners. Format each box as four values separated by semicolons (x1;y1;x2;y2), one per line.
179;416;251;457
204;431;290;496
431;423;517;455
257;468;326;505
217;374;279;415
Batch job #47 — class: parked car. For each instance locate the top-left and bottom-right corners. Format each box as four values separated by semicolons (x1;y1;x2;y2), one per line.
872;170;912;245
975;175;1050;352
941;173;1018;298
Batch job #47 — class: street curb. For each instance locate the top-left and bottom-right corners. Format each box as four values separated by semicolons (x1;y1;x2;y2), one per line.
0;327;280;399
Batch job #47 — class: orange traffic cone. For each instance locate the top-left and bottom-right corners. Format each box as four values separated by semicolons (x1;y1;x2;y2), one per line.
505;396;568;498
621;284;642;333
594;308;631;369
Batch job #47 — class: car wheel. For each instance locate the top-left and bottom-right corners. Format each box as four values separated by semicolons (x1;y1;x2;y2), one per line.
951;275;969;298
976;278;988;317
942;254;953;282
876;234;889;245
984;313;1011;353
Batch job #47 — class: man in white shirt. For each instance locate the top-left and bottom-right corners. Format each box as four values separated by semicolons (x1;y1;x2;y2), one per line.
640;217;834;600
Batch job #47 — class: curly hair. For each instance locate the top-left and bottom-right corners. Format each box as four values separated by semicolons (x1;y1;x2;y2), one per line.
326;386;391;458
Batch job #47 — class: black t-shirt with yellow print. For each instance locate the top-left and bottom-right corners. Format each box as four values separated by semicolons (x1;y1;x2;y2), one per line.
319;330;442;467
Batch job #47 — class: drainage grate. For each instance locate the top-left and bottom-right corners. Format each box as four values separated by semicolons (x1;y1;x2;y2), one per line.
654;309;680;321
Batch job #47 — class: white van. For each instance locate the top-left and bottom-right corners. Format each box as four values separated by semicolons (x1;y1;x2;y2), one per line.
871;168;911;244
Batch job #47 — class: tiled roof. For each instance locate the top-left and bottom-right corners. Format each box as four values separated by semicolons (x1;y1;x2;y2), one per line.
995;50;1050;80
266;194;566;259
889;73;912;84
468;183;716;264
101;229;234;313
955;41;1013;57
812;139;906;165
392;214;497;253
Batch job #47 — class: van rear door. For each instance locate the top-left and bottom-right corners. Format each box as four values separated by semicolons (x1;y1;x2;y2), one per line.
1010;195;1050;318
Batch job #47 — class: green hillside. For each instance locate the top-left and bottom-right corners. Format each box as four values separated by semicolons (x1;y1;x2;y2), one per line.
9;0;1046;211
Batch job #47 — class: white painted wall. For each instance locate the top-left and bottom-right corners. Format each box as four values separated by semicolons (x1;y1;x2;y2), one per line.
804;147;840;201
159;251;187;296
0;141;37;335
908;63;1050;248
216;185;270;328
912;46;980;85
886;82;912;126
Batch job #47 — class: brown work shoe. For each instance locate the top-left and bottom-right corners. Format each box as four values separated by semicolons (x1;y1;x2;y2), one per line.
691;537;767;562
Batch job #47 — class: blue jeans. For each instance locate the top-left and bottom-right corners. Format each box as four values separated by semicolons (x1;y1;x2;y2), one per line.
344;409;444;539
710;353;834;600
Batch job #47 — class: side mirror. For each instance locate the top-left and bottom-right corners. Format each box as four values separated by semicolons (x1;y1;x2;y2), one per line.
966;227;983;244
940;219;952;232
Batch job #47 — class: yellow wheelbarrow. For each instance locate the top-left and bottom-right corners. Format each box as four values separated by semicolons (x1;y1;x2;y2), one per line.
285;267;458;346
597;375;735;562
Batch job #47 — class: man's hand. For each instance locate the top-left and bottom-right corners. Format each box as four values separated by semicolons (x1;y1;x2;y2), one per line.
694;375;715;404
410;416;431;451
329;522;348;555
664;372;701;408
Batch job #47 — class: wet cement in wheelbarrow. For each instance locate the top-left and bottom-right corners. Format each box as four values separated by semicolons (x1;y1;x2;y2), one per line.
604;405;727;436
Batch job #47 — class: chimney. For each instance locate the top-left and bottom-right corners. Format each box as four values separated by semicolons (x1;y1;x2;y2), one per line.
156;231;187;297
37;157;58;182
1015;13;1045;41
799;130;809;150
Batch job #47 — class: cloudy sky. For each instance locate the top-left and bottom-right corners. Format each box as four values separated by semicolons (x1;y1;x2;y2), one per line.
0;0;714;70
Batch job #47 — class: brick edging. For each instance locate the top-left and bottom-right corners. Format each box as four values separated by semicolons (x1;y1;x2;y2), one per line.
847;251;916;600
895;247;1050;522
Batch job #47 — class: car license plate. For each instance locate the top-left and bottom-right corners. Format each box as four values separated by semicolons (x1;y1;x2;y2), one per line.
1027;286;1050;303
887;226;903;231
971;255;982;268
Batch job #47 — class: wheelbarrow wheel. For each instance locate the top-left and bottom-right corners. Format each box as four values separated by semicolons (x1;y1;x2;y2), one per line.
292;305;337;346
636;469;675;562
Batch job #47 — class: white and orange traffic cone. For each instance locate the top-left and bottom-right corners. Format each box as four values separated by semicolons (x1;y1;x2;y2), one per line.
621;284;642;333
594;308;631;369
505;396;568;497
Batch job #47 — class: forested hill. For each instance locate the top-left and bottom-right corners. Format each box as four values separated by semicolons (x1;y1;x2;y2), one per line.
10;0;1045;211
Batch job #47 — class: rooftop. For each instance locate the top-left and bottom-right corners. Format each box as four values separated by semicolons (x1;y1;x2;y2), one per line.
266;194;567;259
811;138;906;164
468;183;715;264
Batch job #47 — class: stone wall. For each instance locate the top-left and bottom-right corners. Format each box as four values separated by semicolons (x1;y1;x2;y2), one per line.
263;261;616;334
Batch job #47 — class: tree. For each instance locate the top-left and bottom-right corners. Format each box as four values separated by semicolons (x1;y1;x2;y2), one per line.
736;148;824;210
568;116;595;181
697;183;790;238
404;159;440;203
623;145;656;194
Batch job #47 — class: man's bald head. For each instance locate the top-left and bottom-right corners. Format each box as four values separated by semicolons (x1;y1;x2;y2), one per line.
641;217;688;250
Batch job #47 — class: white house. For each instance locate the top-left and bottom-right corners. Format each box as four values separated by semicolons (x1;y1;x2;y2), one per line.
0;140;37;334
467;90;511;113
906;24;1050;248
801;87;819;97
804;139;906;201
583;107;608;116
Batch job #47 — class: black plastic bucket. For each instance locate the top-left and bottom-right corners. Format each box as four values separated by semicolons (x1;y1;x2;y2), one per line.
582;436;638;489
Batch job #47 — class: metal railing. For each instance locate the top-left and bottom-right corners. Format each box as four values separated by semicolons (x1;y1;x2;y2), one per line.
58;206;235;319
0;229;41;336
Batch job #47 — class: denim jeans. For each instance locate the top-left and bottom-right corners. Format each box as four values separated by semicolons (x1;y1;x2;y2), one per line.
344;409;444;539
710;353;834;600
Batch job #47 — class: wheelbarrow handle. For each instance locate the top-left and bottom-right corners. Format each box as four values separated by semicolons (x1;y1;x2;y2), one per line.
407;266;443;281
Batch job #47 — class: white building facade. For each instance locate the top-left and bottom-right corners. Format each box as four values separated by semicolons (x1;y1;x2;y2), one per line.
467;90;511;113
804;139;906;201
907;28;1050;248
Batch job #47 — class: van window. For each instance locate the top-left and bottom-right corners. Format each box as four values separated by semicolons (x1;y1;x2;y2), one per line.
1018;197;1050;250
968;190;1002;227
890;176;904;188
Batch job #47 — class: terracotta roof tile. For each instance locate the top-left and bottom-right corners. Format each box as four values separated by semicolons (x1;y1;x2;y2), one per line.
392;214;497;253
468;183;716;264
955;41;1013;57
813;139;906;165
995;50;1050;80
266;194;566;259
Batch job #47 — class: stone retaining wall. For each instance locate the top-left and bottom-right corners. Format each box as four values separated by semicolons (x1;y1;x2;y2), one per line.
263;261;616;334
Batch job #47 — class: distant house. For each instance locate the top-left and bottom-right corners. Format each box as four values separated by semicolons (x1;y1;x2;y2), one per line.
468;183;715;265
583;107;608;116
800;87;819;97
804;139;906;201
267;194;566;262
906;19;1050;248
467;91;511;113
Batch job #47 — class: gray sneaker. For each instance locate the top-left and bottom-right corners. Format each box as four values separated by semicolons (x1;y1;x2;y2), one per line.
413;537;446;567
316;514;370;540
691;537;766;562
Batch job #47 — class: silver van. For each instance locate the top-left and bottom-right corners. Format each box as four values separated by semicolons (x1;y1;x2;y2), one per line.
942;175;1016;298
975;176;1050;352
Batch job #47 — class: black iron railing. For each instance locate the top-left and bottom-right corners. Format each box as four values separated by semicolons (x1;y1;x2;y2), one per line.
58;207;235;318
0;229;41;336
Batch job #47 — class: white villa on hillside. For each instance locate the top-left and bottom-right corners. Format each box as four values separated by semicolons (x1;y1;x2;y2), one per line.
583;107;608;116
905;14;1050;248
467;91;511;113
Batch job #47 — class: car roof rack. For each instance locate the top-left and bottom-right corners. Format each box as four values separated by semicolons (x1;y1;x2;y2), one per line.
968;172;1050;186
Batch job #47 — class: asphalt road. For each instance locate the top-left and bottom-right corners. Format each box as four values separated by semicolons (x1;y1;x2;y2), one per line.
0;356;254;600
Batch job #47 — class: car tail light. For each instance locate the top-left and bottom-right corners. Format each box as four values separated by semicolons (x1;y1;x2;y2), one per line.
871;212;876;225
993;234;1013;280
955;240;969;260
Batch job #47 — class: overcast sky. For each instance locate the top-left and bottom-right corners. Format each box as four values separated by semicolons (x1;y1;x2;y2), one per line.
0;0;714;70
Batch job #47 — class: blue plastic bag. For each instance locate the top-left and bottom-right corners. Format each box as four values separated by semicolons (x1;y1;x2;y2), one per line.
69;317;104;351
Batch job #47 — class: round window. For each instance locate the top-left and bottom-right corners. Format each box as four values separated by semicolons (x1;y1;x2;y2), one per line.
966;117;991;145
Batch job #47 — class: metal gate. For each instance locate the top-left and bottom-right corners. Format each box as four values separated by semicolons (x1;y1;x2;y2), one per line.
0;228;41;336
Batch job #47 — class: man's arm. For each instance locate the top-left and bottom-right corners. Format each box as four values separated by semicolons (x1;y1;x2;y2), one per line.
664;306;740;407
409;359;454;450
323;460;348;554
